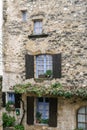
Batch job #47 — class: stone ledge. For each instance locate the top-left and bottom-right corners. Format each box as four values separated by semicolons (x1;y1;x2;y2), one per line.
28;33;49;39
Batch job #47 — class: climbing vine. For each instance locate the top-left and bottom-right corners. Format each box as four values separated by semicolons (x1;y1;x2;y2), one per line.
14;82;87;99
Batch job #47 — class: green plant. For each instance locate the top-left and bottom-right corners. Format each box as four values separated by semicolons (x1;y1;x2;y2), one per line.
41;119;49;124
5;102;15;112
45;70;53;78
74;128;83;130
2;112;15;128
36;112;42;123
15;124;24;130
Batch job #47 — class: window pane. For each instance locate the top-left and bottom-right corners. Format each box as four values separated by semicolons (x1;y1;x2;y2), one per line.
36;97;49;123
8;93;15;104
78;107;85;114
78;114;85;122
22;11;27;21
78;123;85;130
77;106;87;130
36;55;53;78
34;21;42;34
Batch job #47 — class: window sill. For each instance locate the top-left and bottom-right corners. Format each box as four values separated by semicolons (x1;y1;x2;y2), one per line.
34;123;48;126
28;33;49;39
34;77;53;82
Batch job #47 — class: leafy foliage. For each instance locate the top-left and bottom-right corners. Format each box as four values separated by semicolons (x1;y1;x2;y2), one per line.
14;82;87;99
15;124;24;130
2;112;15;128
74;128;83;130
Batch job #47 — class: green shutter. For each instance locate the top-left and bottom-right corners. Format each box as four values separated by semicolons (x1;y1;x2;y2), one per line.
49;98;57;127
25;54;34;79
27;97;34;125
53;53;61;78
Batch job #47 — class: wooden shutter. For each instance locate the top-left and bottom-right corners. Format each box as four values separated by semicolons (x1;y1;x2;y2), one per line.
53;53;61;78
15;94;21;108
27;97;34;125
49;98;57;127
2;92;6;107
25;54;34;79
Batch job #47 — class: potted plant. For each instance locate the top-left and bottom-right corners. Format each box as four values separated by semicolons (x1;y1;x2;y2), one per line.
45;70;53;78
36;112;42;123
5;102;15;112
2;112;15;130
38;74;46;78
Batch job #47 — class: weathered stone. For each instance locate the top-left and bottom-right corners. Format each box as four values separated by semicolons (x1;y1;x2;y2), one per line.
3;0;87;130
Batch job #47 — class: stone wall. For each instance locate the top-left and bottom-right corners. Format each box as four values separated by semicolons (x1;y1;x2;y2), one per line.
23;96;87;130
3;0;87;130
3;0;87;91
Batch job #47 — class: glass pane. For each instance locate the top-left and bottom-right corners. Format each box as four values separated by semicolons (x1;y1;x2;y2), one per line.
78;114;85;122
22;11;27;21
78;123;85;130
78;107;85;114
38;97;43;102
8;93;15;104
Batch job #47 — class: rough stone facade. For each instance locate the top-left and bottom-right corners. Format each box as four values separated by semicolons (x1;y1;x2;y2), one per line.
3;0;87;130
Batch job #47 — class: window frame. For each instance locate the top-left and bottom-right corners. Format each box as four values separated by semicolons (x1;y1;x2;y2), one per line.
33;20;43;35
77;106;87;130
36;97;49;124
27;96;57;127
7;92;15;104
35;54;53;78
21;10;27;22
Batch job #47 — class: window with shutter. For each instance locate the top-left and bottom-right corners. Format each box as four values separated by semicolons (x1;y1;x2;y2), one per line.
27;97;57;127
25;53;61;79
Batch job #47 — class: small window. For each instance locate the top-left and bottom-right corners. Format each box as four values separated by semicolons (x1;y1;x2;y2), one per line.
36;97;49;124
77;106;87;130
34;20;42;34
36;55;52;78
22;10;27;22
7;93;15;104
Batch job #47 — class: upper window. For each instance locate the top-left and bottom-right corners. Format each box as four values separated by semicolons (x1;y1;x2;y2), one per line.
22;10;27;22
25;53;61;79
34;20;42;34
77;106;87;130
36;55;52;78
7;93;15;104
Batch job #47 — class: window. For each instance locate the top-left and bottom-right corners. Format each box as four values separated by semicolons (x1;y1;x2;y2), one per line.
2;92;21;108
34;20;42;34
22;10;27;22
25;53;61;79
36;97;49;124
7;93;15;104
27;97;57;127
36;55;52;78
77;106;87;130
